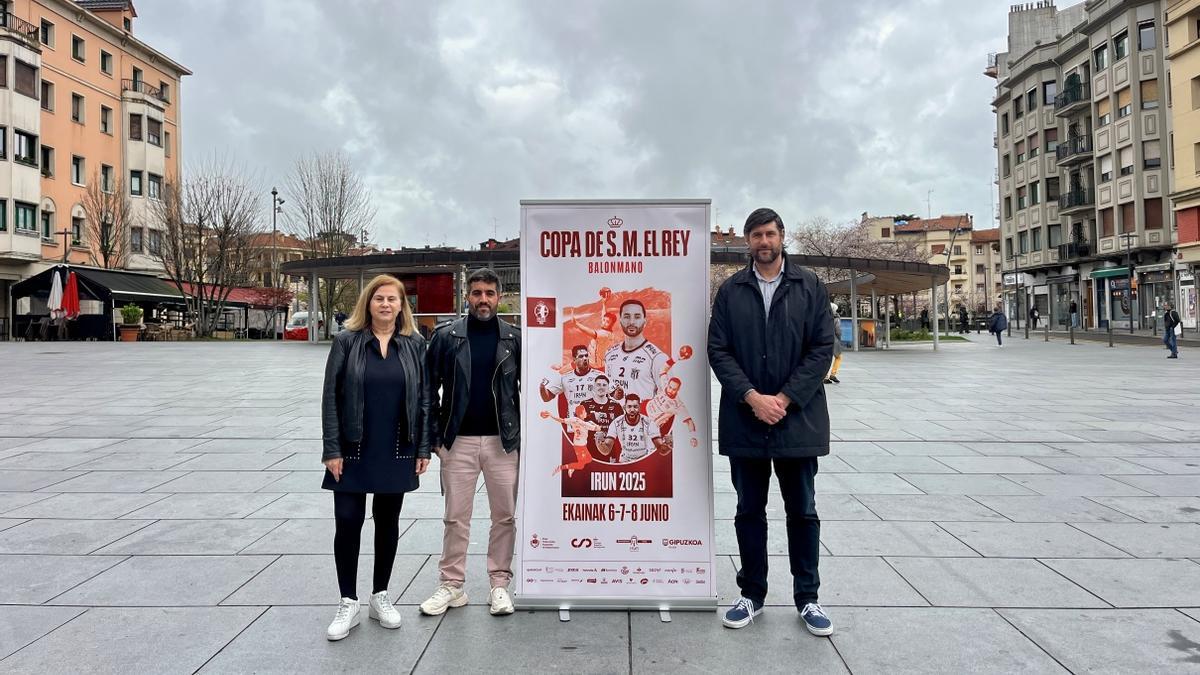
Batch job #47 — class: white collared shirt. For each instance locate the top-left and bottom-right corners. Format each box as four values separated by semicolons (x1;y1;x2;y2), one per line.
753;259;785;323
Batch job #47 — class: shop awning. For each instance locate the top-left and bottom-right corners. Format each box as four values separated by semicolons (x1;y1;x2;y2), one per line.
12;265;186;305
1090;267;1131;280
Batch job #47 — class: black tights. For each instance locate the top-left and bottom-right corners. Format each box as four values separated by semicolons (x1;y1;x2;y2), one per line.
333;492;405;600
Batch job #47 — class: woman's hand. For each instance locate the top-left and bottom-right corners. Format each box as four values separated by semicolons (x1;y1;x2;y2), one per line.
323;457;344;482
416;458;430;475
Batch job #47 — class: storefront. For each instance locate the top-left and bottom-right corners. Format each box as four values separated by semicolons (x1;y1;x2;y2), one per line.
1180;269;1197;330
1091;267;1133;331
1045;274;1078;329
1137;267;1173;330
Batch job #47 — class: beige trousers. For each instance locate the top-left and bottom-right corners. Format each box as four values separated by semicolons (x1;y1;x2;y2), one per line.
438;435;519;589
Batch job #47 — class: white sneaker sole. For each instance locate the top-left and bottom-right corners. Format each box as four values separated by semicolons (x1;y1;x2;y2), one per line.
419;592;469;616
804;621;833;637
369;606;402;629
326;614;360;641
489;602;515;616
721;608;762;629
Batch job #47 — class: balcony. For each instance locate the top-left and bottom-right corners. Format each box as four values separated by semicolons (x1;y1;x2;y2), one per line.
1058;189;1095;214
1054;83;1090;117
0;12;39;49
984;52;998;78
121;79;167;104
1057;241;1092;260
1055;136;1093;165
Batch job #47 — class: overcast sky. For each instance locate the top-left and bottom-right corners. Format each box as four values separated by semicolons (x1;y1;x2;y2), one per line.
138;0;1018;249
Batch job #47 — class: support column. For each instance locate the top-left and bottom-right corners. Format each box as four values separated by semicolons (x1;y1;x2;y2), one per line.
931;278;939;351
309;271;319;344
884;293;891;350
850;272;859;353
870;289;877;350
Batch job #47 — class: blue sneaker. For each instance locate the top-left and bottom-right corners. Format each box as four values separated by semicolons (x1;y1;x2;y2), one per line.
722;597;763;629
800;603;832;636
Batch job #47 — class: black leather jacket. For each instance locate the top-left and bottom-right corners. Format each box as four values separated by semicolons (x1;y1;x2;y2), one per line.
425;316;521;453
322;328;431;461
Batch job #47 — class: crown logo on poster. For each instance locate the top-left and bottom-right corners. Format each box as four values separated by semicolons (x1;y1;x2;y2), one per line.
608;216;623;228
526;297;556;327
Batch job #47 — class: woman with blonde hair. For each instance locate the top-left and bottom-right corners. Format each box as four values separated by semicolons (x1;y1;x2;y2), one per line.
321;274;431;640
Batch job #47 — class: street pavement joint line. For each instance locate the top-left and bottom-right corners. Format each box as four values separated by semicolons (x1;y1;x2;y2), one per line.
992;606;1077;673
234;518;292;555
408;610;448;675
931;521;987;558
42;554;133;605
83;519;158;555
0;606;90;666
0;492;56;516
191;604;271;674
846;495;886;521
112;493;174;519
1063;522;1139;559
395;554;433;600
240;492;291;519
216;554;283;606
1033;558;1115;608
963;496;1016;523
879;555;935;607
1079;496;1148;524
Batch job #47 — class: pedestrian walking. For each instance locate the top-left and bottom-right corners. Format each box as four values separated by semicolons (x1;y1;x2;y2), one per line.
1164;301;1182;359
988;303;1008;346
1029;306;1040;330
421;268;522;617
321;274;431;641
958;306;969;334
1069;300;1079;328
920;308;929;331
708;208;835;637
825;302;842;385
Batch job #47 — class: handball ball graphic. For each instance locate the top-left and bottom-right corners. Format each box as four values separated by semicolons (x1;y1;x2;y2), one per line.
599;287;612;299
679;345;693;360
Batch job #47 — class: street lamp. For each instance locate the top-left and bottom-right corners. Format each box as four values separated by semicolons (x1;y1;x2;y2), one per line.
1118;232;1136;334
270;187;285;340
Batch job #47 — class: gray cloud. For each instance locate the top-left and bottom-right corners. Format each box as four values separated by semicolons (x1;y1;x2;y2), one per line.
139;0;1011;247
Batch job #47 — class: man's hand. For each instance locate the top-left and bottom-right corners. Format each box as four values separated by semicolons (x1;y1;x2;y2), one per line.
747;391;787;425
323;457;343;482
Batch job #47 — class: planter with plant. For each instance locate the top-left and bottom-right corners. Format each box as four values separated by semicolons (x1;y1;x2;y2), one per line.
118;304;143;342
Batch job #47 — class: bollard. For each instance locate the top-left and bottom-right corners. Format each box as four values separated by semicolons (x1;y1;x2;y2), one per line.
1070;322;1075;345
1108;324;1114;348
1045;323;1050;342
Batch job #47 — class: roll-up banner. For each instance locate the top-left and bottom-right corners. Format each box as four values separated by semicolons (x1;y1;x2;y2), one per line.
516;200;716;611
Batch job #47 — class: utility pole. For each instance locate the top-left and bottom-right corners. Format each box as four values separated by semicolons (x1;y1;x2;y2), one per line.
1120;232;1136;334
56;228;72;263
270;187;285;340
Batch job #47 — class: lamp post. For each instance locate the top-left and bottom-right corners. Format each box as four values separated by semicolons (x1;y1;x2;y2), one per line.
271;187;285;340
1118;232;1136;334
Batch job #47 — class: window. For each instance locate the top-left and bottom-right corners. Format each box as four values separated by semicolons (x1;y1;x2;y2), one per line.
1001;113;1010;135
147;118;161;146
1117;88;1132;118
159;81;170;102
1192;76;1200;111
14;202;36;232
1141;79;1158;109
129;114;142;140
163;131;171;157
148;230;161;256
1043;80;1058;106
0;200;5;231
1100;154;1114;181
1144;140;1161;169
1030;180;1041;205
148;173;161;199
1094;43;1108;70
881;227;891;238
931;244;946;255
0;126;5;159
39;19;53;47
71;35;85;61
71;156;84;185
1119;146;1134;176
1139;21;1156;50
1003;154;1011;177
976;283;985;293
130;170;143;196
100;106;112;134
1028;133;1039;158
14;130;36;166
39;145;53;178
1014;95;1024;119
71;93;83;123
1016;140;1026;163
1017;186;1027;209
0;55;6;88
976;263;986;273
1101;208;1115;237
123;17;131;32
40;210;52;240
954;265;964;275
975;246;984;256
14;60;37;99
71;217;83;245
1047;176;1061;200
1019;231;1029;254
1044;128;1058;153
1005;238;1013;259
1120;202;1135;233
100;221;111;249
1031;227;1042;250
1115;32;1129;60
1004;196;1012;220
39;79;53;111
130;227;143;254
100;50;112;75
1027;88;1037;111
132;66;142;85
953;245;963;256
1145;197;1163;229
101;164;113;192
1097;97;1112;126
1049;224;1062;247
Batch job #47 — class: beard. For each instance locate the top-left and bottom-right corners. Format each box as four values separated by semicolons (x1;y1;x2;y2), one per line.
753;246;781;264
469;304;495;320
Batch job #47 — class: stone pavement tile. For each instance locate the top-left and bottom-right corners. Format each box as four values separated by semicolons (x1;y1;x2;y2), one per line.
0;555;126;603
876;441;980;456
121;493;284;519
1070;523;1200;558
125;425;220;439
0;606;265;674
0;492;53;514
273;427;321;440
855;495;1008;521
814;494;880;521
0;438;36;451
963;442;1068;457
198;605;440;674
829;607;1066;674
0;519;150;554
712;555;741;605
46;470;187;493
51;555;277;606
630;611;849;673
842;456;956;473
886;557;1108;608
5;493;169;519
830;441;892;456
10;438;122;453
815;455;856;473
0;424;60;437
98;438;208;453
398;519;495;555
0;606;87;660
1091;496;1200;522
935;456;1057;474
820;522;978;557
833;429;920;442
716;519;832;557
94;519;285;555
1141;444;1200;458
0;470;84;492
168;453;289;471
1183;608;1200;623
1065;430;1175;444
817;473;923;494
222;554;426;606
241;518;392;555
972;496;1138;523
1042;559;1200;606
253;471;324;493
149;471;290;493
1004;474;1153;497
414;609;628;675
1127;457;1200;474
998;609;1200;674
262;452;321;471
244;493;331;519
1029;456;1162;474
899;474;1035;495
137;415;232;427
1048;442;1165;457
938;522;1128;558
200;426;288;440
813;556;928;607
0;452;104;471
1102;475;1200;497
397;554;504;606
69;452;200;471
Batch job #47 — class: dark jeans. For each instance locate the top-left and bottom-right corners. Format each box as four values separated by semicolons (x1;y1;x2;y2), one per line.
993;330;1003;345
333;492;405;599
1165;329;1178;356
729;456;820;607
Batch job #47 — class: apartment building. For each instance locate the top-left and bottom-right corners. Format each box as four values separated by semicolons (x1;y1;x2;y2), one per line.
972;228;1005;311
989;0;1174;331
1166;0;1200;328
0;0;189;328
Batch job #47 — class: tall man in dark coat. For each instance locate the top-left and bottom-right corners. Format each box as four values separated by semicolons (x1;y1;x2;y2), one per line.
708;208;836;637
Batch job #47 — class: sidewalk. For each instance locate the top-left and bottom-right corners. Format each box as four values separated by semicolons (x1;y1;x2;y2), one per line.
1002;325;1200;348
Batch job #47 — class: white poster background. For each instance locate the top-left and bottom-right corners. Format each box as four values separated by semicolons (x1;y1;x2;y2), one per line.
516;200;716;610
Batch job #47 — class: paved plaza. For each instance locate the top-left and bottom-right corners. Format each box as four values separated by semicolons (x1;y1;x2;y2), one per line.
0;335;1199;673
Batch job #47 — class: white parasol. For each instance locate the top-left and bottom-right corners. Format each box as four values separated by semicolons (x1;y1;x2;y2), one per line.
47;268;65;320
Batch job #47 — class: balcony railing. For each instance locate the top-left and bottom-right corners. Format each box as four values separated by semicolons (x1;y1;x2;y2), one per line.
1057;241;1091;260
1058;189;1095;211
984;52;998;77
1054;84;1090;113
1055;135;1093;163
0;12;40;48
121;79;167;103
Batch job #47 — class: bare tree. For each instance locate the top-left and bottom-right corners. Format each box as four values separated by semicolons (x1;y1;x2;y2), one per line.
81;171;132;269
151;158;266;337
789;216;927;283
284;150;376;338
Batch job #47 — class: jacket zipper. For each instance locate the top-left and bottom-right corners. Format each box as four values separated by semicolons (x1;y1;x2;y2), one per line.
492;344;511;436
443;355;456;442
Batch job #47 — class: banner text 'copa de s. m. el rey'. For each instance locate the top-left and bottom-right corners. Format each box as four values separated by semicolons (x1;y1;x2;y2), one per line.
517;201;716;609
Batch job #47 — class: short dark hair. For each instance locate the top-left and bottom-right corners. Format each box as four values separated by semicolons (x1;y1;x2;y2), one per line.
619;299;646;316
743;208;784;237
624;393;641;403
594;374;610;383
466;267;501;293
571;344;588;358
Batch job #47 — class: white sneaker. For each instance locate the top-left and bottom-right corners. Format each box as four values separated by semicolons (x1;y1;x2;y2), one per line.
419;584;468;616
488;587;515;616
326;597;360;641
369;590;402;629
